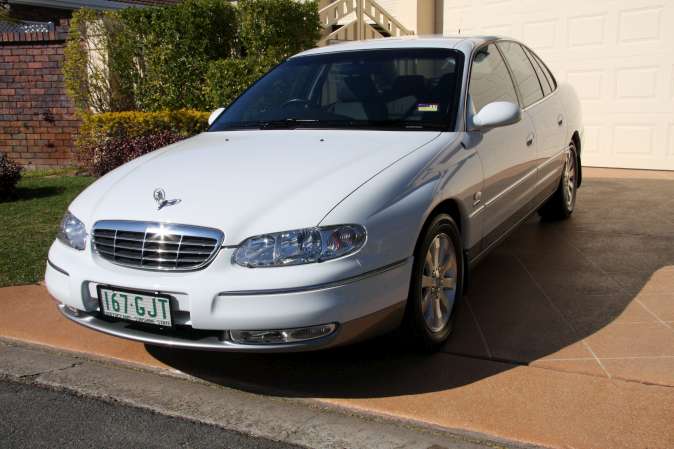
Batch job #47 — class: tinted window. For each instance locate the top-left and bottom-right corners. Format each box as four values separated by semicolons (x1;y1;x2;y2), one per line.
497;42;543;108
468;44;519;113
529;49;557;91
209;49;463;131
525;47;551;96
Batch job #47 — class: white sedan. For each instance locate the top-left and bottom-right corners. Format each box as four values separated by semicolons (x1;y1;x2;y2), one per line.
46;36;582;352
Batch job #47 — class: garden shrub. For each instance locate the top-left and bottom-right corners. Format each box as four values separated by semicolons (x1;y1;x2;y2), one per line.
205;56;276;108
64;9;138;112
64;0;321;113
91;131;185;176
117;0;239;111
76;110;209;171
0;153;22;200
238;0;320;61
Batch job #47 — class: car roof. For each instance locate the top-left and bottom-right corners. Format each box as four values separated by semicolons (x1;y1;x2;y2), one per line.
294;35;506;58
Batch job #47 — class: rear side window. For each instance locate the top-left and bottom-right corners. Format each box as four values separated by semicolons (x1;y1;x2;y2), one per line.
525;47;552;96
468;44;519;113
497;41;543;108
528;48;557;91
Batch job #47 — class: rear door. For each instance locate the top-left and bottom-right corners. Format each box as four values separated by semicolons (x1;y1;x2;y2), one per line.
468;43;538;251
498;41;566;198
525;46;568;191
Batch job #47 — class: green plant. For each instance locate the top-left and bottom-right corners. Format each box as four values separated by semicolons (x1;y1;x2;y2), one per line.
238;0;320;62
118;0;238;111
75;109;209;170
63;0;321;113
64;8;137;112
63;8;102;111
0;153;22;201
205;56;276;108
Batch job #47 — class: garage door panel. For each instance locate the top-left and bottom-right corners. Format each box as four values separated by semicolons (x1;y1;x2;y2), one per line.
615;66;658;100
579;124;603;156
522;19;557;49
565;70;603;101
618;6;664;43
444;0;674;170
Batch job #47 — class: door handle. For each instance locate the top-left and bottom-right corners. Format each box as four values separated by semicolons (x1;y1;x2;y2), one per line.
526;133;535;146
557;115;564;126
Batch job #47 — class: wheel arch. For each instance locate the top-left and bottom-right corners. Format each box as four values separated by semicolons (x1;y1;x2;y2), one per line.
414;198;472;290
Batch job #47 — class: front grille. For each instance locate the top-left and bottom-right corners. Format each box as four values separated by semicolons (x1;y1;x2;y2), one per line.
92;221;223;271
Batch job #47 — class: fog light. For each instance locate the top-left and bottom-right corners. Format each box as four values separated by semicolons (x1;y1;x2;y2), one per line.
229;323;337;345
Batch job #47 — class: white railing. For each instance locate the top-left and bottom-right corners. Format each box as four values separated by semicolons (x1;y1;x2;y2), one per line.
318;0;413;46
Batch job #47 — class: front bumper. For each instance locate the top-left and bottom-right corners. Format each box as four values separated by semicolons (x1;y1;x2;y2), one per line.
45;240;411;352
57;301;405;352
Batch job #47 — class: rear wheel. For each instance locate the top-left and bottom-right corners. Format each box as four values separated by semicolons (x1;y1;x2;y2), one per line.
538;143;578;220
403;214;463;351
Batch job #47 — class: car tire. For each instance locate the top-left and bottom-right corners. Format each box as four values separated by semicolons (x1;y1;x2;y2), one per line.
403;213;464;351
538;143;578;221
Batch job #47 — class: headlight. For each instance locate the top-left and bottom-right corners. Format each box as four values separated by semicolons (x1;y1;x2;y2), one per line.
234;225;366;267
57;211;87;250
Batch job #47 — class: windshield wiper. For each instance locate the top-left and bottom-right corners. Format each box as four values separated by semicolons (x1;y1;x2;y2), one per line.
365;120;447;130
217;119;447;131
259;118;320;129
216;119;319;130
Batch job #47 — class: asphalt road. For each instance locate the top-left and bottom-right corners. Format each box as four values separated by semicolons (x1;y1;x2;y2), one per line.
0;379;302;449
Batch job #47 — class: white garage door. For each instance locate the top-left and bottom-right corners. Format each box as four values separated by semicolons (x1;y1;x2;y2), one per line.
442;0;674;170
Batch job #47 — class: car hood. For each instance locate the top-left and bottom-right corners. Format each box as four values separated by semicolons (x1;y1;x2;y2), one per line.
71;130;441;245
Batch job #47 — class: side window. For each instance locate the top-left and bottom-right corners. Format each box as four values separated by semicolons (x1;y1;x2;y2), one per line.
524;47;551;96
530;50;557;91
468;44;519;114
497;42;543;108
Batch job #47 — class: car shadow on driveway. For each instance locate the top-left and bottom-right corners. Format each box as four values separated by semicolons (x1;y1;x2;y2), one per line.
148;172;674;396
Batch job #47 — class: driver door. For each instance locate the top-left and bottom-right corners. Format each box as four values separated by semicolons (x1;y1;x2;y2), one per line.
468;43;539;250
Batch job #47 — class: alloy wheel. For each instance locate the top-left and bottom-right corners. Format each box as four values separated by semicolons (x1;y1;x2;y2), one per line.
564;148;577;209
420;233;457;333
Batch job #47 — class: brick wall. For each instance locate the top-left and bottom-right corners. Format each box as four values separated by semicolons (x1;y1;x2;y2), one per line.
0;21;79;169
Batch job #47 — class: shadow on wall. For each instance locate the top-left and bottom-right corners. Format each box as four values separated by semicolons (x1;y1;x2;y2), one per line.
148;173;674;397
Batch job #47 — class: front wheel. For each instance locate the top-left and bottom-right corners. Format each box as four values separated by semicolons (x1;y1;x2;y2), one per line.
402;214;464;351
538;143;578;220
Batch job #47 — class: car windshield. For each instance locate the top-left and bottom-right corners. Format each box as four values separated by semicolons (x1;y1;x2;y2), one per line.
209;49;464;132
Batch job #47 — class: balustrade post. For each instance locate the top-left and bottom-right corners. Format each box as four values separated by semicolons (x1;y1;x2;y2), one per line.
356;0;363;40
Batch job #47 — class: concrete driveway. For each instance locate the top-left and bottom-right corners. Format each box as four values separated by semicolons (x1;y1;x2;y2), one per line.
1;167;673;448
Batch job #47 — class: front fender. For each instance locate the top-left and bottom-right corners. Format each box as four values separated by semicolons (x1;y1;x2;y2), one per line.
321;133;481;272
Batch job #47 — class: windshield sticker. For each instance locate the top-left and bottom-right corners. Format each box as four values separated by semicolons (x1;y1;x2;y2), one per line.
417;103;439;112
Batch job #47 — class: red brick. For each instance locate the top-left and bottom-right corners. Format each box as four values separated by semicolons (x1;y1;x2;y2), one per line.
1;39;78;168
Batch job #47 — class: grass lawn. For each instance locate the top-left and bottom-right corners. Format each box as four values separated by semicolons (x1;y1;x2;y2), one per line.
0;174;94;288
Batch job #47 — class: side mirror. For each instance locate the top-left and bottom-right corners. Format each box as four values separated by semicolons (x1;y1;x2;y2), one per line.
471;101;521;130
208;107;225;126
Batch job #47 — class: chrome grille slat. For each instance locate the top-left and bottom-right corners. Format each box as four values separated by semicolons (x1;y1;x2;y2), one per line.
92;221;223;271
95;241;212;255
94;241;144;252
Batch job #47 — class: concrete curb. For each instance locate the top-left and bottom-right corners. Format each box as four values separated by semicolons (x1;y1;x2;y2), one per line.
0;338;543;449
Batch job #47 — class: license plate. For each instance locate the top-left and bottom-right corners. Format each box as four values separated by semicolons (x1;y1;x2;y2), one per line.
97;286;172;327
